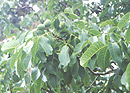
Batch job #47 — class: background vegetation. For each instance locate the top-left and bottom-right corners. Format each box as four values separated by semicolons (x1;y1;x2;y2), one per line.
0;0;130;92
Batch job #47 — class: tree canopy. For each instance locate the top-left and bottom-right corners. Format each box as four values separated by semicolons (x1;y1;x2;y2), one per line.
0;0;130;92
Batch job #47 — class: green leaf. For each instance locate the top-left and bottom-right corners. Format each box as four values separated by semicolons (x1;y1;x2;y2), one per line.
121;41;129;58
97;46;110;70
32;56;39;67
37;51;47;63
121;71;129;89
110;33;119;42
18;32;27;43
64;7;73;14
23;41;33;54
125;25;130;43
83;70;90;87
49;74;60;88
25;30;34;41
72;2;83;10
78;65;85;80
12;87;27;91
87;55;96;70
59;45;70;68
69;13;79;19
100;20;115;27
80;41;105;67
63;68;72;85
6;60;11;72
98;33;106;44
39;36;53;56
99;7;108;18
23;55;31;70
31;67;40;82
74;42;85;55
108;42;122;66
45;62;56;75
62;14;72;28
126;63;130;89
48;0;54;11
1;40;20;52
79;31;88;42
70;79;78;92
70;62;79;78
89;36;98;43
53;18;60;29
113;75;121;87
88;29;101;36
12;73;20;83
10;49;22;70
31;37;39;59
74;20;85;29
118;12;130;30
30;77;44;93
92;17;97;23
108;26;117;33
0;61;8;68
25;73;31;87
17;61;24;77
121;71;126;85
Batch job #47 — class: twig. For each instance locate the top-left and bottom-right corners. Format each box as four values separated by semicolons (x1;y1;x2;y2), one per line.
86;76;99;92
41;88;52;93
52;33;64;41
86;67;114;76
59;1;66;8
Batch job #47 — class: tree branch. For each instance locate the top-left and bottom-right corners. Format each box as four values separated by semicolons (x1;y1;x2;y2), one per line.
86;75;99;92
86;67;114;76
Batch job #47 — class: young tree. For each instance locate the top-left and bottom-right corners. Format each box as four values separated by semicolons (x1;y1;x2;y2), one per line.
0;0;130;92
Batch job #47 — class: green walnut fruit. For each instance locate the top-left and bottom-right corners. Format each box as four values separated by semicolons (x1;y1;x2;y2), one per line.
37;24;45;30
59;22;65;29
44;19;51;27
64;7;73;14
37;30;45;35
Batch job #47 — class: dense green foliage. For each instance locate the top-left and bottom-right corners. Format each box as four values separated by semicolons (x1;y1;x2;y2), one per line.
0;0;130;92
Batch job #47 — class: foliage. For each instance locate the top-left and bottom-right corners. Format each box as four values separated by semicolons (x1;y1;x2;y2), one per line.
0;0;130;92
